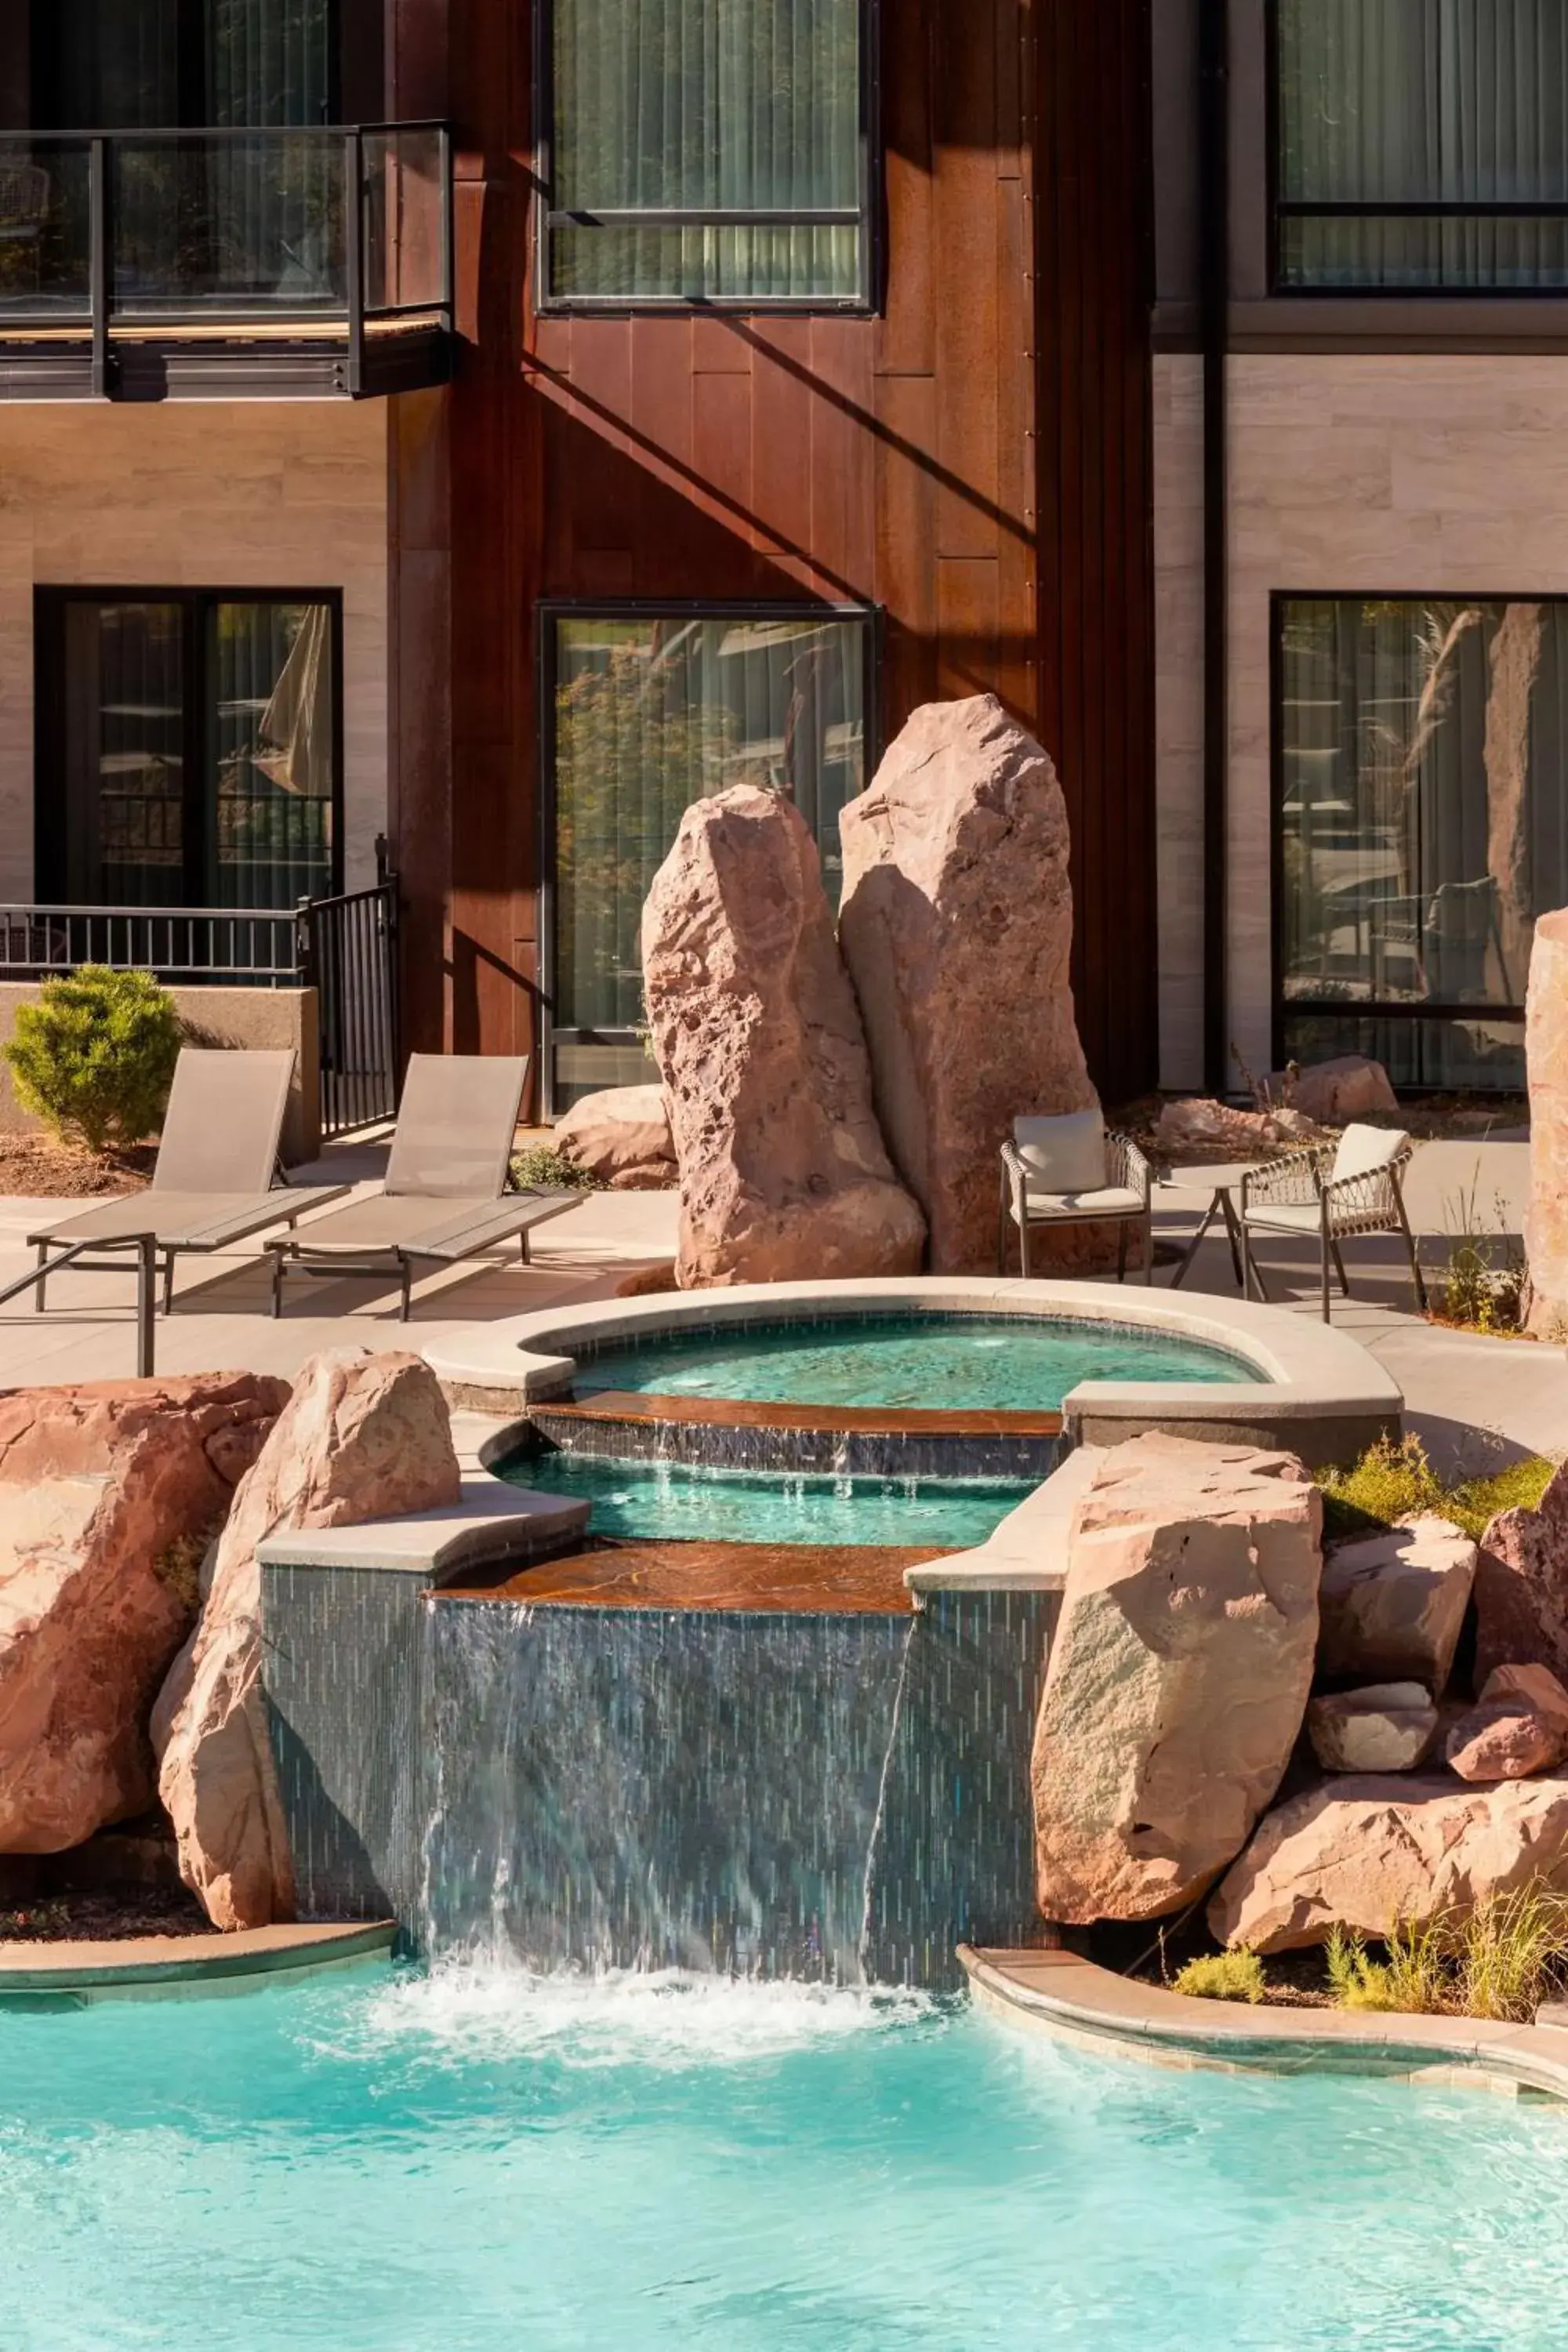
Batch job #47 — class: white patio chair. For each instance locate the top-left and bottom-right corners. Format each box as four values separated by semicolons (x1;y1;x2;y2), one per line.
997;1108;1152;1282
1239;1123;1427;1323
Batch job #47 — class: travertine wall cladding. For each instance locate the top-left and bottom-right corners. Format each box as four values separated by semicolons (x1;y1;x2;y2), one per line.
1154;353;1568;1091
0;402;390;901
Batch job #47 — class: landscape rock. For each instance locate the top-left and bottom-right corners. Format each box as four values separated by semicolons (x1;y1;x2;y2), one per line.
837;695;1100;1273
1444;1664;1568;1783
1152;1098;1325;1162
155;1348;460;1930
1030;1435;1323;1923
1525;908;1568;1335
554;1083;676;1192
641;783;925;1287
1210;1774;1568;1951
0;1374;289;1853
1272;1055;1398;1126
1317;1515;1476;1692
1306;1682;1437;1774
1474;1466;1568;1690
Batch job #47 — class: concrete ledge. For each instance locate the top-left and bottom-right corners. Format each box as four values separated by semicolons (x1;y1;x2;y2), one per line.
959;1946;1568;2103
256;1475;590;1579
0;1919;395;2004
906;1446;1102;1595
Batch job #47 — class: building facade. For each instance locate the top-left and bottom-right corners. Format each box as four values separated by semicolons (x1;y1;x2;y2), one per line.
4;3;1552;1120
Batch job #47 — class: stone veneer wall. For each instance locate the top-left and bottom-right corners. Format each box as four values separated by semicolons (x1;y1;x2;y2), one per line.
260;1559;1058;1989
0;402;390;900
1154;352;1568;1091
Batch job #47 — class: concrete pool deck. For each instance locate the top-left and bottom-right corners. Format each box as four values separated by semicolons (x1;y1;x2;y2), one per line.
0;1920;397;2003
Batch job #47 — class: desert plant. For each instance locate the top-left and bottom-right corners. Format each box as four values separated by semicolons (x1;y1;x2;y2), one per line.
1172;1951;1267;2004
1325;1922;1448;2015
3;967;182;1156
1316;1433;1446;1541
510;1145;606;1195
1438;1176;1526;1334
1325;1888;1568;2022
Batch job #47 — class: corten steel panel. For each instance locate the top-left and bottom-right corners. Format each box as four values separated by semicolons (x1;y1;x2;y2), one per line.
390;0;1158;1106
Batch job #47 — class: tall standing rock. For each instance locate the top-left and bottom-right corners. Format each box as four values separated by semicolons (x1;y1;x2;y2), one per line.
155;1348;461;1930
1030;1435;1323;1924
1474;1465;1568;1690
641;783;925;1287
838;695;1098;1273
1526;907;1568;1334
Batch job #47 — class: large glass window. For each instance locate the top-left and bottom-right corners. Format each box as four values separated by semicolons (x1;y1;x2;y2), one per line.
39;592;339;913
1276;597;1568;1091
543;0;869;306
546;606;871;1107
1274;0;1568;290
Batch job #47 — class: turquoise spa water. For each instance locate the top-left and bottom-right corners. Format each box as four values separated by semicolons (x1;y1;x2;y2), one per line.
499;1450;1036;1548
571;1313;1258;1413
5;1965;1567;2352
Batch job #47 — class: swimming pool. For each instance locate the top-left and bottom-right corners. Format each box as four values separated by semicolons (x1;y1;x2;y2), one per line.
5;1966;1566;2352
568;1312;1258;1413
494;1448;1034;1548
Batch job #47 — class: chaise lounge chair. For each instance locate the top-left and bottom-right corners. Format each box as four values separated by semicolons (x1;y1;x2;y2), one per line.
24;1046;350;1317
266;1052;586;1319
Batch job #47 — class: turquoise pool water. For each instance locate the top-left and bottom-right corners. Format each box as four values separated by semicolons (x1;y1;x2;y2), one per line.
499;1450;1034;1548
5;1966;1567;2352
570;1312;1258;1414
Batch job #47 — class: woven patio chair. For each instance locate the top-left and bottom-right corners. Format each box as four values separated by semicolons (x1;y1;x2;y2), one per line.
1239;1123;1427;1323
998;1107;1152;1282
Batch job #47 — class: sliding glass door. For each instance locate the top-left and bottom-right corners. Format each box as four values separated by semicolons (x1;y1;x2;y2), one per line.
39;591;340;913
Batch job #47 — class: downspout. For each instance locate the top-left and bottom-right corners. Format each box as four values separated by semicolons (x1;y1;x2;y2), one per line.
1199;0;1229;1095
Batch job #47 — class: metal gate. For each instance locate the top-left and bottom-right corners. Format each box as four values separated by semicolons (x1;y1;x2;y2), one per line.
297;872;401;1139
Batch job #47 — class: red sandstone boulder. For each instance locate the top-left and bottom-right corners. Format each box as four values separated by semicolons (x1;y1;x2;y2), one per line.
155;1348;460;1930
554;1084;676;1192
1474;1467;1568;1690
1445;1664;1568;1783
1030;1435;1323;1924
641;783;926;1287
0;1374;288;1853
1210;1775;1568;1952
837;695;1100;1274
1317;1515;1476;1692
1273;1056;1399;1126
1525;909;1568;1335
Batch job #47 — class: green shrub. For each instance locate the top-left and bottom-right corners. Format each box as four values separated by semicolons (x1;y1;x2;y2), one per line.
1172;1951;1267;2005
509;1145;605;1195
1325;1923;1445;2014
1326;1887;1568;2022
1315;1434;1557;1544
3;967;182;1156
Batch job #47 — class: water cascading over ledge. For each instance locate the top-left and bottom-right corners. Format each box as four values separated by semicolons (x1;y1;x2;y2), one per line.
260;1555;1057;1991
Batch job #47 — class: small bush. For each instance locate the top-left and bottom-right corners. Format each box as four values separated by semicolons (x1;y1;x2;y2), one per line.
1438;1178;1526;1334
1325;1922;1447;2015
1325;1887;1568;2023
1446;1457;1557;1542
3;967;182;1156
1172;1951;1267;2005
509;1145;605;1195
1315;1435;1558;1544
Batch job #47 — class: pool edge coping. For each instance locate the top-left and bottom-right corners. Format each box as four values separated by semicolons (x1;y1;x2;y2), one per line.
0;1919;397;2001
958;1946;1568;2103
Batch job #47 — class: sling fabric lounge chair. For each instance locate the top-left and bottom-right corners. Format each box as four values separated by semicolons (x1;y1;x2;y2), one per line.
25;1047;350;1316
267;1053;584;1319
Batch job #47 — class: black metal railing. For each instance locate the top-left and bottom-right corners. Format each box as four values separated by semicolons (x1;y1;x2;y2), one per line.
0;902;301;981
296;878;401;1138
0;122;451;390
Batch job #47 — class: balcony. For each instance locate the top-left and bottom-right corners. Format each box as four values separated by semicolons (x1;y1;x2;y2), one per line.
0;123;452;401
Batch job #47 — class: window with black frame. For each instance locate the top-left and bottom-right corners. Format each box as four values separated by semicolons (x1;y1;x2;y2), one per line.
540;0;870;305
1276;596;1568;1093
546;606;872;1108
38;591;340;915
1273;0;1568;291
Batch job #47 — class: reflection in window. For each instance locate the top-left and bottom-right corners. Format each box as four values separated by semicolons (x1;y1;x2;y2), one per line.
546;0;866;303
1277;597;1568;1090
1276;0;1568;290
550;609;869;1105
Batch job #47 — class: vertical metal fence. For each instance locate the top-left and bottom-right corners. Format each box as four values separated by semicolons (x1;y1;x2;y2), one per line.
296;877;401;1139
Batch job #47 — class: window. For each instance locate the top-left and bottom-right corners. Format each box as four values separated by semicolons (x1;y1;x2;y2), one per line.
30;0;337;130
1275;595;1568;1092
539;0;872;307
37;591;340;913
543;604;873;1109
1273;0;1568;291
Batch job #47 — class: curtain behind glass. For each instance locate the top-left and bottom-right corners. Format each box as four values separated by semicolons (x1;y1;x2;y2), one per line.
552;615;866;1043
1277;597;1568;1088
551;0;862;299
35;0;180;128
205;0;337;306
1277;0;1568;287
61;602;186;907
209;602;336;909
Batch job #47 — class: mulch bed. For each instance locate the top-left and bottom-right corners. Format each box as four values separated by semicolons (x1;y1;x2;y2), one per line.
0;1137;154;1199
0;1886;216;1943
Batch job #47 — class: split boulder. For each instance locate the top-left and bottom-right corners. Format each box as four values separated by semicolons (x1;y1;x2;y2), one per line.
554;1084;676;1192
0;1374;288;1853
1317;1515;1475;1692
155;1348;460;1930
1030;1435;1323;1924
1306;1682;1437;1775
838;695;1099;1274
1210;1774;1568;1952
1474;1465;1568;1690
641;783;925;1287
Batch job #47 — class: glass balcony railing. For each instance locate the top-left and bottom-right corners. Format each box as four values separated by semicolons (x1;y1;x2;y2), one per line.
0;124;450;388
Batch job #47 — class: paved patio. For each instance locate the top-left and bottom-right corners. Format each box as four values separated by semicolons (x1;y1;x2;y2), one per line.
0;1131;1556;1477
